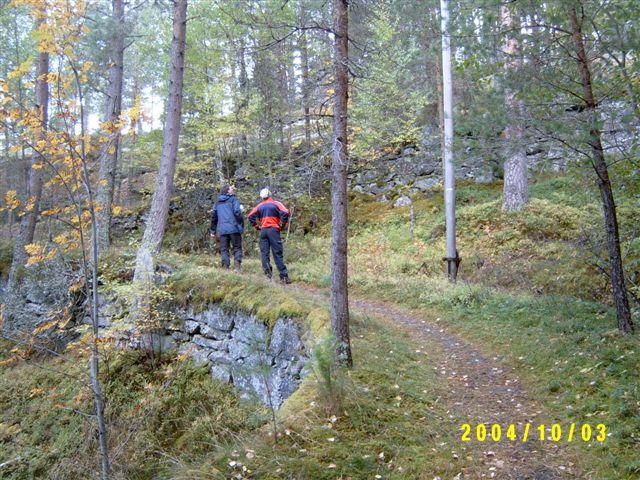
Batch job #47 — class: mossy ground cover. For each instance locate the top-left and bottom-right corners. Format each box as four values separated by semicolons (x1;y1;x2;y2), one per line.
289;173;635;303
0;344;269;479
330;276;640;478
280;172;640;478
2;306;537;479
1;266;497;479
239;314;470;480
2;170;638;478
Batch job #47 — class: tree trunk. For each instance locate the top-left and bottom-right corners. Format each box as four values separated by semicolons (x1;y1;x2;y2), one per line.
569;5;634;333
95;0;125;252
501;3;528;212
299;0;312;149
132;0;188;300
440;0;459;281
124;77;140;208
330;0;352;367
78;109;111;480
237;41;249;161
6;15;49;294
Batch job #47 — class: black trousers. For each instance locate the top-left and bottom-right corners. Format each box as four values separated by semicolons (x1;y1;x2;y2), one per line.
259;228;288;278
219;233;243;268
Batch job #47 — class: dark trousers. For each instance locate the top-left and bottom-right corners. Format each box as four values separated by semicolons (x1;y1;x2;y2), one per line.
219;233;243;268
259;228;288;278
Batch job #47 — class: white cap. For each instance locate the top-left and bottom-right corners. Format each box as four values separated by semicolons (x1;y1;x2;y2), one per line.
259;188;271;199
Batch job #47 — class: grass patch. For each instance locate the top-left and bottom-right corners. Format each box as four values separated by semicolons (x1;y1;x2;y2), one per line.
164;254;328;335
0;346;269;479
287;271;640;478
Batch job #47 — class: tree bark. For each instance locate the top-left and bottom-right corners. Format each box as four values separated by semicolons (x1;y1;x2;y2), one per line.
124;76;140;208
95;0;125;252
132;0;188;299
237;40;249;161
77;90;111;479
6;15;49;294
569;5;633;333
440;0;459;281
330;0;352;367
299;0;312;149
501;3;528;212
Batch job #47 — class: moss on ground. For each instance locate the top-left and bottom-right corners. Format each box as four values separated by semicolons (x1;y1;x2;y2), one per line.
1;310;509;479
0;346;270;479
164;254;328;334
277;170;640;478
2;168;638;478
287;171;637;304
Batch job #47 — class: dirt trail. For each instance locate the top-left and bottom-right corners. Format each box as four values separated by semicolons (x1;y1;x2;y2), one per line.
295;285;582;480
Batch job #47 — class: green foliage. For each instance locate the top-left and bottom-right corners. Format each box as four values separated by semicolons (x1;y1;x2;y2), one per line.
245;315;465;480
103;351;267;478
279;171;640;478
0;238;14;277
311;336;347;414
350;3;425;156
458;198;587;242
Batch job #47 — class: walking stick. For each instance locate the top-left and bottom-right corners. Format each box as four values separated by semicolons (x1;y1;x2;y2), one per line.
285;205;294;243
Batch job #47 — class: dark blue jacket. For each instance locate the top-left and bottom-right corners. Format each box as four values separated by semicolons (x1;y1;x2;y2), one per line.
210;194;244;236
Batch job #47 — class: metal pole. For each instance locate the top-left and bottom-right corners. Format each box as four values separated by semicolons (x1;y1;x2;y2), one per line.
440;0;459;281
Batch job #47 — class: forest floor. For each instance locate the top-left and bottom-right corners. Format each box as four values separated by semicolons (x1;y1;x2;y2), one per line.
1;172;638;479
296;284;580;479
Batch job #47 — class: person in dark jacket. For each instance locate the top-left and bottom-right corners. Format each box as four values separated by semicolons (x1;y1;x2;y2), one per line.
210;185;244;271
248;188;291;284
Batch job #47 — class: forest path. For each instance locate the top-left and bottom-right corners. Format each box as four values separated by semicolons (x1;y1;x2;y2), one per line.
293;284;583;480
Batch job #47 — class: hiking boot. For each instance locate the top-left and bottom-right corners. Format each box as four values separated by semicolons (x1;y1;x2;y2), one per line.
234;261;242;273
280;276;292;285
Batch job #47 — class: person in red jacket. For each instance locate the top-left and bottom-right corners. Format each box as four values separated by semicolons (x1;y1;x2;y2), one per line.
248;188;291;284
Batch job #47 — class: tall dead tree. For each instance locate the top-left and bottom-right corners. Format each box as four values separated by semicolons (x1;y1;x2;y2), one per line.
569;4;633;333
501;3;528;212
330;0;352;367
95;0;126;251
132;0;188;300
6;14;49;295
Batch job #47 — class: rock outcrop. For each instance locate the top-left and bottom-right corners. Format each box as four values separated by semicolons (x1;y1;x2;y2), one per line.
163;305;311;409
0;259;82;345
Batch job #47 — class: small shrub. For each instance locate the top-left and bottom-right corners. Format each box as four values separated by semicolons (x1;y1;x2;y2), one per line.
312;336;347;414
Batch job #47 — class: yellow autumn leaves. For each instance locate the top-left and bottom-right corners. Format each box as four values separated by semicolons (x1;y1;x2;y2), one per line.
0;191;21;213
24;243;57;266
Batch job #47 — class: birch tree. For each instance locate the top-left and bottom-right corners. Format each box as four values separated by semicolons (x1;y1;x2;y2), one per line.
331;0;352;367
1;2;113;473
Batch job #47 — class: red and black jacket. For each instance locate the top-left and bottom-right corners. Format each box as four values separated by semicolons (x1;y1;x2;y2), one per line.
248;198;290;231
